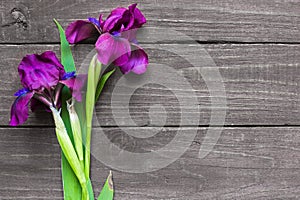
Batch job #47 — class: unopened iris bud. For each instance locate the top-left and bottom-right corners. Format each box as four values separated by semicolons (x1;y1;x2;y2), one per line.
67;100;84;169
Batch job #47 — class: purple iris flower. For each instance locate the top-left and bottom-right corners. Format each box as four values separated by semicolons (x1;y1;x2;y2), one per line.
66;3;148;74
10;51;83;126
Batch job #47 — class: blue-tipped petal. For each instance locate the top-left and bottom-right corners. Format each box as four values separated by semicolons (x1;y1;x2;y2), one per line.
60;74;87;102
14;88;30;97
88;17;101;28
10;91;34;126
112;31;121;37
62;71;76;80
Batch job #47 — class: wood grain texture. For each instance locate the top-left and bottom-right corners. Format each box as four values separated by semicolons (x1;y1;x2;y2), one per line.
1;1;299;199
1;127;300;199
0;44;299;126
0;0;300;43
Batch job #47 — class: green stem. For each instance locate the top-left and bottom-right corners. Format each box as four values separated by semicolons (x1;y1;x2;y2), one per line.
84;55;102;179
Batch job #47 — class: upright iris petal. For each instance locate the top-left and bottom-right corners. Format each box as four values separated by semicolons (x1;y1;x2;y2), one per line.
128;3;147;28
18;51;64;91
102;3;145;33
102;6;134;33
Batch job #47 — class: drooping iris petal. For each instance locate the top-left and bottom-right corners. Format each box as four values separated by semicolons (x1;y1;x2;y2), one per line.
60;74;87;102
119;45;148;74
95;33;131;66
10;91;34;126
66;20;99;44
18;51;64;91
128;3;146;28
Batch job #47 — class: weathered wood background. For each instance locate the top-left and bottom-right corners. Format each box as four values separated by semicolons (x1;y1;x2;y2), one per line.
1;0;300;199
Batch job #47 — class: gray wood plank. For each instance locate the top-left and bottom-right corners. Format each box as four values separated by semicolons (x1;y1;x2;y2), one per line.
0;44;299;126
1;127;300;199
0;0;300;43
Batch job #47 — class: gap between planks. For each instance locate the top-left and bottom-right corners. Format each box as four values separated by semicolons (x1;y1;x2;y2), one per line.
1;41;300;45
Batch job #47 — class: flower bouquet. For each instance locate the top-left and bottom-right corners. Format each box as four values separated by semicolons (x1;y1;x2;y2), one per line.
9;4;148;200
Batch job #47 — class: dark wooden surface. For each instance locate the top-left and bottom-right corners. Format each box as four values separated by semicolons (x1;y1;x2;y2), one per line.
2;127;300;199
1;0;300;43
1;0;300;199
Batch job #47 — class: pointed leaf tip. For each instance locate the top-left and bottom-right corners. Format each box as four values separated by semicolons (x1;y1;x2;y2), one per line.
108;170;113;191
54;18;76;72
97;171;114;200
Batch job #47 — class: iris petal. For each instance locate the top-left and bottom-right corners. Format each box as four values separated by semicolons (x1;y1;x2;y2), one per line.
60;74;86;102
102;7;127;33
62;71;76;80
119;45;148;74
66;20;99;44
95;33;131;66
14;88;30;97
128;3;147;28
10;91;34;126
18;51;64;91
102;5;135;33
88;17;101;28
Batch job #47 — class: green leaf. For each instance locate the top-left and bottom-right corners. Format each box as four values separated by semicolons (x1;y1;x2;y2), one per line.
54;18;82;200
95;69;116;102
61;88;83;200
97;171;114;200
51;107;89;200
53;18;75;72
85;55;102;178
87;178;95;200
61;153;82;200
